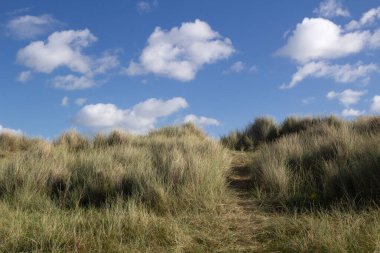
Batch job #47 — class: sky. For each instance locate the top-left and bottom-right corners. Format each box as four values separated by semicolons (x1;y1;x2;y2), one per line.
1;0;380;138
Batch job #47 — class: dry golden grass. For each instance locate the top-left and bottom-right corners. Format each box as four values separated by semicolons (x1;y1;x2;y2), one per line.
224;116;380;253
1;117;380;252
0;124;260;252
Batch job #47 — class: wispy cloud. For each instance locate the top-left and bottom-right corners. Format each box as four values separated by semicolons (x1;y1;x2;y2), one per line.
136;0;158;13
51;75;96;91
326;89;367;107
183;114;220;127
223;61;257;74
224;61;245;74
342;108;365;117
282;61;378;89
17;70;32;83
0;124;22;135
346;6;380;31
302;97;315;105
75;98;87;106
313;0;350;18
6;14;61;40
61;96;69;107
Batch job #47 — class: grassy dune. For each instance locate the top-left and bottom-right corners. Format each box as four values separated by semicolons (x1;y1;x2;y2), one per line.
1;117;380;252
223;116;380;252
0;124;257;252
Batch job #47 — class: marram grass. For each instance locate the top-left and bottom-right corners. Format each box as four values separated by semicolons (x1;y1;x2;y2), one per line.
1;117;380;252
0;124;256;252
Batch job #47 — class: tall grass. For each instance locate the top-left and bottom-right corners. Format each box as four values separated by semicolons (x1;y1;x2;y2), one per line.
258;208;380;253
236;116;380;209
225;116;380;253
0;124;246;252
2;116;380;252
221;115;343;151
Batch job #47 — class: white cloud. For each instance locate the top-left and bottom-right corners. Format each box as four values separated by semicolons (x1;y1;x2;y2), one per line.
136;0;158;13
183;114;220;127
6;14;60;40
223;62;257;74
326;89;366;107
17;29;97;74
17;29;120;90
314;0;350;18
75;98;87;106
342;108;365;117
302;97;315;105
132;97;188;118
346;6;380;31
369;29;380;48
125;19;235;81
6;7;31;16
371;95;380;113
51;75;96;90
61;96;69;107
0;125;22;135
224;61;245;74
17;70;32;82
93;52;120;74
277;18;374;63
74;97;188;133
249;65;258;73
283;61;378;89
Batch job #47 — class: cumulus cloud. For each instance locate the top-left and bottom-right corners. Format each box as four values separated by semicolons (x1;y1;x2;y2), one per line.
17;29;120;90
342;108;365;117
61;96;69;107
346;6;380;31
75;98;87;106
0;125;22;135
51;75;96;90
17;29;97;74
74;97;188;133
183;114;220;127
17;70;32;82
276;18;377;63
283;61;378;89
125;19;235;81
314;0;350;18
279;6;380;90
326;89;366;107
6;14;60;40
371;95;380;113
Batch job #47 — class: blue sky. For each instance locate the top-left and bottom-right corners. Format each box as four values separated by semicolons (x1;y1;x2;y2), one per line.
1;0;380;138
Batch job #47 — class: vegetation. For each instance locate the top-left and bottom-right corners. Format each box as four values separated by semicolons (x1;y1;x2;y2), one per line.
1;116;380;252
0;124;258;252
223;115;380;252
